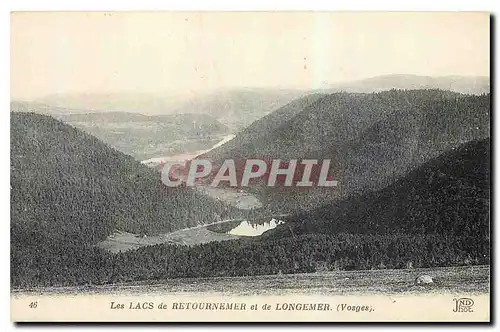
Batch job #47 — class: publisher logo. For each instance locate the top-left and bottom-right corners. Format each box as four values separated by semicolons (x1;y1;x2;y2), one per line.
453;298;474;313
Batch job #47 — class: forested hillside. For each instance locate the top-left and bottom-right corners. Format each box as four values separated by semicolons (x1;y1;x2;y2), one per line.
11;112;243;286
204;90;490;213
273;139;490;245
197;93;327;159
10;90;490;288
11;112;238;238
12;232;487;287
11;138;490;288
11;112;240;275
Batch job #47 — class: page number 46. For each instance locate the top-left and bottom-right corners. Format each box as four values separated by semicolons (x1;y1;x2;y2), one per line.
28;301;38;309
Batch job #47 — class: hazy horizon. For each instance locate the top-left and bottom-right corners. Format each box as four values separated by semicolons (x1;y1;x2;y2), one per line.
11;12;490;100
11;73;492;103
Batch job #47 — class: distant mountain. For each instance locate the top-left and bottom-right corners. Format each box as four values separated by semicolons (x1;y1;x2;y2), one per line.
11;103;230;160
281;139;490;244
203;89;490;213
23;75;489;128
33;92;183;114
167;89;306;131
34;89;306;131
57;111;229;138
56;111;230;160
57;111;152;122
324;74;490;95
10;101;82;115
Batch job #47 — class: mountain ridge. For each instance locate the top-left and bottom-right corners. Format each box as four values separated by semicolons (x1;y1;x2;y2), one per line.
10;112;239;244
203;89;490;213
276;138;490;245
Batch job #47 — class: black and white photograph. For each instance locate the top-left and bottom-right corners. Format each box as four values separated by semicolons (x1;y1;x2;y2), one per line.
9;11;491;322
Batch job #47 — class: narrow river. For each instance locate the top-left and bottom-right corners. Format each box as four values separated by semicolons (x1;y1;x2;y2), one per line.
140;134;236;166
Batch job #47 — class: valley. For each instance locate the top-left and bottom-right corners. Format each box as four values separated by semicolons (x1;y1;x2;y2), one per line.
10;85;491;290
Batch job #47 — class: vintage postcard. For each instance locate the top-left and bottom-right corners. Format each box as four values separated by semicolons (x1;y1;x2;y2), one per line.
10;11;490;322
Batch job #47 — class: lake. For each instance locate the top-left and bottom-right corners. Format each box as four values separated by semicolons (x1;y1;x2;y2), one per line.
226;218;285;236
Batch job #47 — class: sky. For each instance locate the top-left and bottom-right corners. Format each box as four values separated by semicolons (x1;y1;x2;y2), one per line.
11;12;490;100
